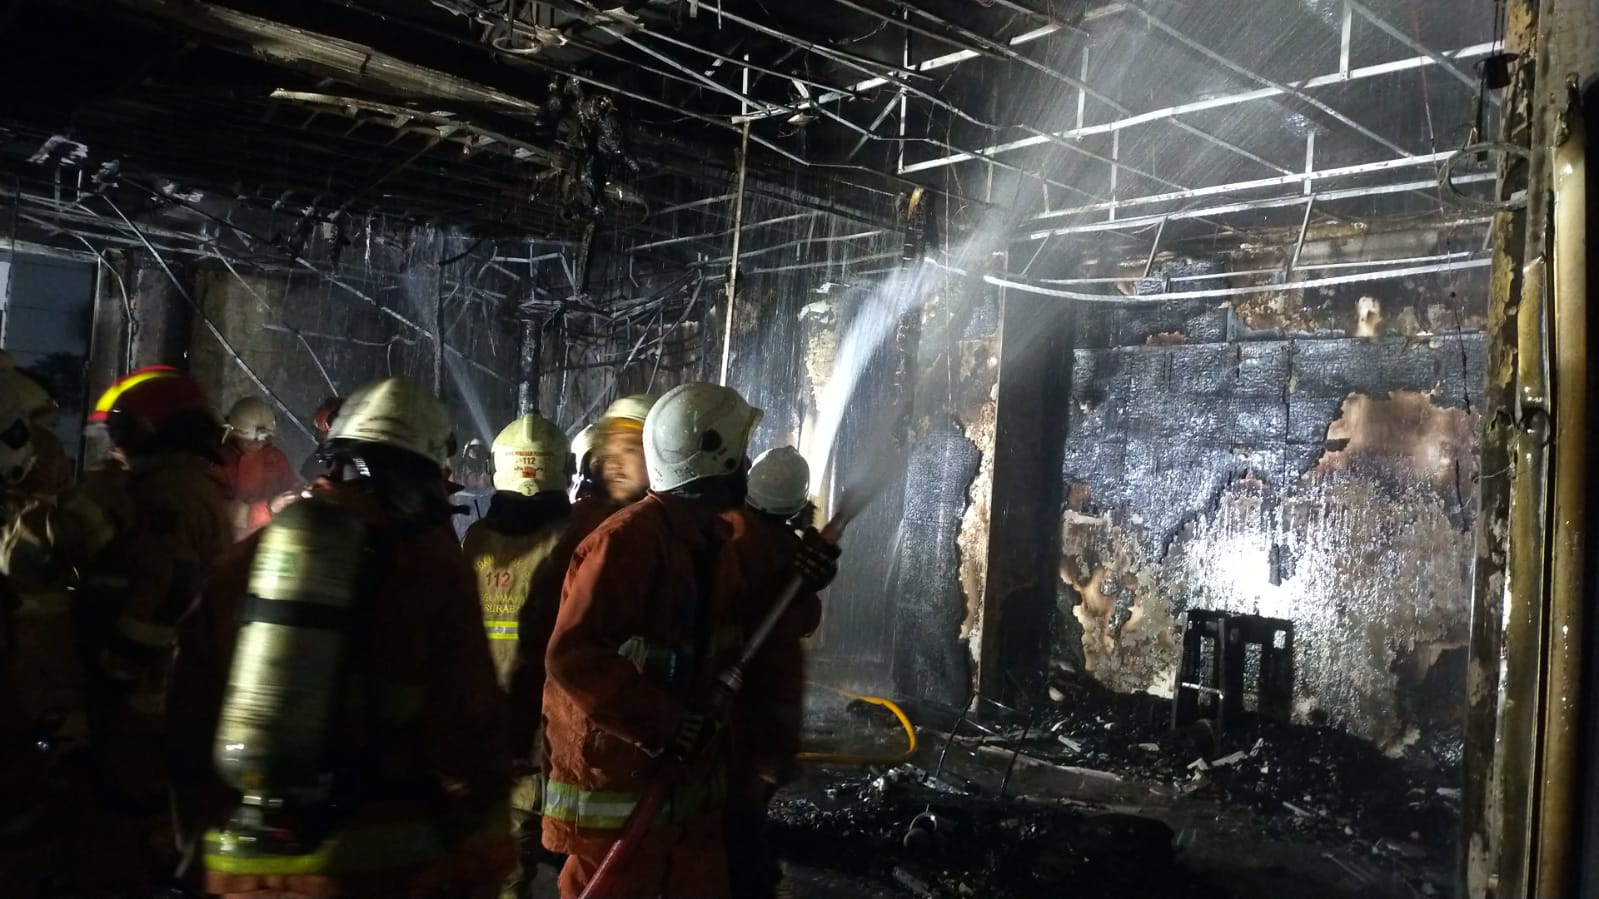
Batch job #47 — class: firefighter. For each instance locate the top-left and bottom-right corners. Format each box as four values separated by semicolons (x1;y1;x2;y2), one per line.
595;394;653;507
1;370;69;497
723;446;831;899
0;374;45;866
463;413;573;899
79;365;234;892
298;395;343;481
452;438;496;540
568;424;599;502
216;395;303;538
168;376;512;899
541;382;762;899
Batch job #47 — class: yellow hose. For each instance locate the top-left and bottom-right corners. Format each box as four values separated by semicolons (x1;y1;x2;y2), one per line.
796;683;917;765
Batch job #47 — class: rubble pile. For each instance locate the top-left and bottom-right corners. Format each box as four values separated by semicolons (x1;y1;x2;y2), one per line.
769;766;1226;899
1022;672;1461;848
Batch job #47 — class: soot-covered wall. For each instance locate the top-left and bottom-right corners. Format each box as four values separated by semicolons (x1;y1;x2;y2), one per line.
1053;276;1484;757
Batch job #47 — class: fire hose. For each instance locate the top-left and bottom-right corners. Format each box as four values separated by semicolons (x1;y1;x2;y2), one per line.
576;515;847;899
796;685;917;766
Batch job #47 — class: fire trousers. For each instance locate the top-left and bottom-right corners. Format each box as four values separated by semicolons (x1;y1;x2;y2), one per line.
556;816;729;899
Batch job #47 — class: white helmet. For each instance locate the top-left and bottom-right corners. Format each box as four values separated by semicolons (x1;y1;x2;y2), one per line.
225;396;276;442
0;372;58;430
643;383;761;493
327;377;454;466
571;424;598;473
0;376;36;486
492;413;569;496
747;446;811;517
599;393;657;429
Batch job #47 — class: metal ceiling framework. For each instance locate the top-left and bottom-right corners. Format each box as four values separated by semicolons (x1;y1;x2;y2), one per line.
0;0;1503;302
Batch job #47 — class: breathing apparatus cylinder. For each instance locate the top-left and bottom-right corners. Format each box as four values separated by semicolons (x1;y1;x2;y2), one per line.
212;497;366;838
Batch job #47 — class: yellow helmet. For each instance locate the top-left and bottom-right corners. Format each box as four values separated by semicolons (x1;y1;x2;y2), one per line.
597;393;658;432
491;413;569;496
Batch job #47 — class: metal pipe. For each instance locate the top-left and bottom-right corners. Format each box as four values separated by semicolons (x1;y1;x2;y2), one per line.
899;41;1500;175
694;1;926;84
628;212;816;254
1344;0;1481;90
1535;80;1587;897
734;2;1132;123
1032;150;1459;222
1287;197;1316;276
1024;172;1495;239
720;60;752;388
1040;250;1484;287
871;0;1291;176
101;197;318;442
1128;0;1414;158
973;256;1490;303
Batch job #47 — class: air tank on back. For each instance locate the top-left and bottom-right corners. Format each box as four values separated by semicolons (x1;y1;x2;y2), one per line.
213;497;367;809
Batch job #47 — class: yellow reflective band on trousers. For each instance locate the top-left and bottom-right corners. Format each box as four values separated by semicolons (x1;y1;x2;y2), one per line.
204;818;446;876
484;620;519;641
543;773;726;831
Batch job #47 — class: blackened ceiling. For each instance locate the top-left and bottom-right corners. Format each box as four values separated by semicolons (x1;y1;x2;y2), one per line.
0;0;1502;280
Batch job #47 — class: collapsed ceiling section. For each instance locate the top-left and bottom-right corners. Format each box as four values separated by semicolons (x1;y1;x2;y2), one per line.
0;0;1500;289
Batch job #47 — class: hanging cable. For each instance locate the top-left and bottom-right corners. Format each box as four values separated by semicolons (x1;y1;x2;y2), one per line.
101;197;318;442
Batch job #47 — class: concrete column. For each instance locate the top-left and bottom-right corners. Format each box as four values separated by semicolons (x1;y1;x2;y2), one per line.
975;285;1070;703
125;250;194;370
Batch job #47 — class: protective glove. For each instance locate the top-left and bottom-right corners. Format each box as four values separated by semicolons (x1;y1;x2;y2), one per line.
794;527;841;593
618;637;683;685
668;712;721;763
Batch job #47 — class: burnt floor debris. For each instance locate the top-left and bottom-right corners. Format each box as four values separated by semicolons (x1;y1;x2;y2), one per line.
766;676;1459;899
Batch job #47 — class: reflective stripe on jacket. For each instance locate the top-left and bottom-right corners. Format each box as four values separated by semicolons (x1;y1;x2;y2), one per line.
462;508;569;686
543;771;727;831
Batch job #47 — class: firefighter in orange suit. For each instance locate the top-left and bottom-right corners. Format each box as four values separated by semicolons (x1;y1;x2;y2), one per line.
216;395;303;538
541;383;761;899
723;446;830;899
463;412;572;899
79;366;233;892
168;376;512;899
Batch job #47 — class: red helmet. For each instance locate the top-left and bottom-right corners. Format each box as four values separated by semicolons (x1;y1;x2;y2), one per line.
92;366;215;452
312;395;343;438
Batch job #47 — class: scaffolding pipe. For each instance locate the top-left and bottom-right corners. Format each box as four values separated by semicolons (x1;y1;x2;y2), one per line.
1344;0;1481;90
720;61;752;387
1024;172;1495;239
1127;0;1413;158
901;42;1500;174
861;0;1291;175
734;2;1134;123
1033;149;1459;221
973;255;1489;303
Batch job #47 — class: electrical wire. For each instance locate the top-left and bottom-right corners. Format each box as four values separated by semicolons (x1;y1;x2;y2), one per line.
100;197;318;442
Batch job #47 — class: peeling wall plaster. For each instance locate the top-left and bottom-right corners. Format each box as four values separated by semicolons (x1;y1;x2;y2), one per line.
1056;319;1483;753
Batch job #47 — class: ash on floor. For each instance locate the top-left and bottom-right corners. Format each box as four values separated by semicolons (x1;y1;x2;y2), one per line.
768;675;1459;899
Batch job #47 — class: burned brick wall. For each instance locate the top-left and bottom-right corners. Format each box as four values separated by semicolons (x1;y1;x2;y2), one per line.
1055;275;1484;755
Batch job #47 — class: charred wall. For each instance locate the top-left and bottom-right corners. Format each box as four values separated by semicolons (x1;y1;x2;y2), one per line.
1053;275;1485;756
